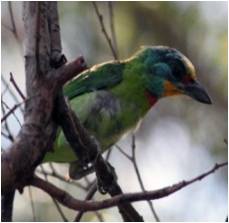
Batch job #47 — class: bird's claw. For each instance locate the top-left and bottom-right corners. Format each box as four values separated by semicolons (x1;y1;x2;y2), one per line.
96;162;118;194
69;161;94;180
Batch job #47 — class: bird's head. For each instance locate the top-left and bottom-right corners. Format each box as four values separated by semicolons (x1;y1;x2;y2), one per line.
137;46;212;104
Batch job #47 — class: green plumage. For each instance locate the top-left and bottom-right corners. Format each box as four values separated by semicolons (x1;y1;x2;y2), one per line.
43;46;211;163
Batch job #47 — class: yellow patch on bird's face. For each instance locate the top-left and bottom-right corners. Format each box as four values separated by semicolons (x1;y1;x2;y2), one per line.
183;56;196;80
163;81;182;97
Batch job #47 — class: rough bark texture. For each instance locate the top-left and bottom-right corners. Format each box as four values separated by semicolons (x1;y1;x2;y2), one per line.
1;2;143;221
1;2;86;221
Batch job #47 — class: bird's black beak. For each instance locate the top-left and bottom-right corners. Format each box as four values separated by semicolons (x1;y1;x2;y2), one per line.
183;81;212;104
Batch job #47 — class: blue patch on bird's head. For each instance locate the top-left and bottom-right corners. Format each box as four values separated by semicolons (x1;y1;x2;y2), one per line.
134;46;198;97
138;46;197;84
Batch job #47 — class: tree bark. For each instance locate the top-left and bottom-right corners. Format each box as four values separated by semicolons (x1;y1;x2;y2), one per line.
1;2;143;222
1;2;85;221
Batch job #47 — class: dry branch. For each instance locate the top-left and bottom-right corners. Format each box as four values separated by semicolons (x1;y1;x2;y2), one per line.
30;162;227;212
9;72;26;100
1;101;23;123
1;2;86;221
2;2;142;222
92;2;118;60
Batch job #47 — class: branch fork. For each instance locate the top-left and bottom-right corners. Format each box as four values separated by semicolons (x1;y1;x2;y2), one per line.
2;2;143;222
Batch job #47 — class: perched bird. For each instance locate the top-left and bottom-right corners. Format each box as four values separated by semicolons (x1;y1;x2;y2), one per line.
43;46;211;168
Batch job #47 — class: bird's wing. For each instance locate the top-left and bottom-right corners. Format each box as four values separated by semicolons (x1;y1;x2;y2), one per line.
64;62;124;100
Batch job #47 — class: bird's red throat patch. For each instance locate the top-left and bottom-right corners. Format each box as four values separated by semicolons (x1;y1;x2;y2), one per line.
145;91;158;106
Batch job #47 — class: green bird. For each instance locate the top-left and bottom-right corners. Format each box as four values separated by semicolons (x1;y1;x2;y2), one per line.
44;46;211;171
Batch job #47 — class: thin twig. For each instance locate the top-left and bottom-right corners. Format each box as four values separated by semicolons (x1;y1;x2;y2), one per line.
7;1;22;53
1;102;23;123
74;182;98;221
108;2;118;58
84;175;93;186
2;100;22;127
28;187;36;221
2;73;25;127
30;161;228;211
92;2;118;60
105;147;113;161
8;2;18;39
115;144;132;160
79;178;104;222
40;165;69;222
9;72;26;100
94;210;104;222
36;169;87;191
117;137;160;221
2;23;14;33
2;75;24;113
1;131;13;142
80;177;104;221
37;163;88;191
1;79;10;97
1;102;14;142
131;135;160;221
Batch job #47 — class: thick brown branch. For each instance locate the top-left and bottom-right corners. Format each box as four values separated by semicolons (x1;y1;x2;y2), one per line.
47;2;63;67
30;162;227;212
2;1;86;196
1;2;86;221
52;56;86;88
1;190;15;222
74;183;97;221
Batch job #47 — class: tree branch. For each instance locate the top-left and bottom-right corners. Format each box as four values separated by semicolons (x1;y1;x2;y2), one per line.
74;182;97;221
1;101;23;123
108;2;119;58
131;135;160;221
36;167;87;191
28;187;36;221
1;190;15;222
1;3;86;221
9;72;26;100
8;2;19;42
92;2;118;60
39;164;68;222
30;162;227;212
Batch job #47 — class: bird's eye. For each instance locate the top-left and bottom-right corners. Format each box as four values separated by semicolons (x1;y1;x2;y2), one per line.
166;58;186;81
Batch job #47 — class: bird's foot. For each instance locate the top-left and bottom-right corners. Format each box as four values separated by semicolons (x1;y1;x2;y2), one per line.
96;162;117;194
69;161;94;180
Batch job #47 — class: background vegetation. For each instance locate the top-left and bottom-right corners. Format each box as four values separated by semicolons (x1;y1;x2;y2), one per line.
1;1;227;221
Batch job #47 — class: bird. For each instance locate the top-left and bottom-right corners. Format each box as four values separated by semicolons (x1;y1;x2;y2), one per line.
43;46;211;177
